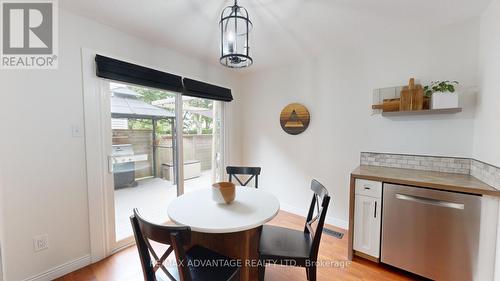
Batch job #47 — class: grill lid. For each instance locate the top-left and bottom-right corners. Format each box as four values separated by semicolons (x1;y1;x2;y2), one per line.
112;144;134;156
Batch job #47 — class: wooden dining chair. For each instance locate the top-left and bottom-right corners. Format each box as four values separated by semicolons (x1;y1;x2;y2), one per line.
226;166;261;188
130;209;241;281
257;180;331;281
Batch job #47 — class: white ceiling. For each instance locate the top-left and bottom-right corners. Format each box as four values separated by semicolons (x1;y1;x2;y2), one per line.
61;0;491;70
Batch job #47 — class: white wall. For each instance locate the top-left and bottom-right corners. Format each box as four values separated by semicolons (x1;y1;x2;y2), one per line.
238;19;480;227
476;0;500;279
1;161;5;281
0;9;241;281
474;0;500;167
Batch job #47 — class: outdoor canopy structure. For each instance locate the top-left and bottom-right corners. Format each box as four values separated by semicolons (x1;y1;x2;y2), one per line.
111;87;175;119
110;86;175;179
110;86;217;182
152;96;213;118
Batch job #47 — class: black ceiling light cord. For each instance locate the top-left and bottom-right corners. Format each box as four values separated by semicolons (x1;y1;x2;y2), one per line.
219;0;253;68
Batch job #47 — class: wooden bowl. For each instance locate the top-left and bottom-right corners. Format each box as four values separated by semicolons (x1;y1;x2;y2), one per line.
212;182;236;204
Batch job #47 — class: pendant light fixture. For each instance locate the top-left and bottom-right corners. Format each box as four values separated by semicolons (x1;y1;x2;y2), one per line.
219;0;253;68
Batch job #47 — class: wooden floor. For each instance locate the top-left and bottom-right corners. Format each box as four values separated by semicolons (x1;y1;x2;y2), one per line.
57;211;423;281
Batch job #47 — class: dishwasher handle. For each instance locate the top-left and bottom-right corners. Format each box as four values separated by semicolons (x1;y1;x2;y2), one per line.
395;193;464;210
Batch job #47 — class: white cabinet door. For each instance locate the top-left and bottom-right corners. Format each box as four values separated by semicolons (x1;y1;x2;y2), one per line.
353;195;381;258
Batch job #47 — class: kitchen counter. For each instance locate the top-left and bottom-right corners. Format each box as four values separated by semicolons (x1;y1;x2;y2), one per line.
351;165;500;197
348;164;500;272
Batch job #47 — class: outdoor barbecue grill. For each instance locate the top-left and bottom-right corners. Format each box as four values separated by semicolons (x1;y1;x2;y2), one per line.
111;144;147;189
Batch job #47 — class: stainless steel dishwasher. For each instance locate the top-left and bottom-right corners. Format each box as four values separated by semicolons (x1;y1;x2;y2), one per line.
381;183;481;281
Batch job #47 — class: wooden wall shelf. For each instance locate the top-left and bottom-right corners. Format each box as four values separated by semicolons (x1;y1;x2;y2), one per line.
381;108;462;117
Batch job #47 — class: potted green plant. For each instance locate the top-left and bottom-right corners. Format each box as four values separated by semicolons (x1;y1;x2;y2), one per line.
424;81;459;109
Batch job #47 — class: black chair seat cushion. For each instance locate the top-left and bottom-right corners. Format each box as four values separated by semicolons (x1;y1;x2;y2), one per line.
156;245;239;281
259;225;312;263
187;245;240;281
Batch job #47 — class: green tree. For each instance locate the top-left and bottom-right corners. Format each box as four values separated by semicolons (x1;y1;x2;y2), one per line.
126;86;175;134
125;86;215;136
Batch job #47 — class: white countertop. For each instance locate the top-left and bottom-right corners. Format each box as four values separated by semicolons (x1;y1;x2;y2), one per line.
167;187;280;233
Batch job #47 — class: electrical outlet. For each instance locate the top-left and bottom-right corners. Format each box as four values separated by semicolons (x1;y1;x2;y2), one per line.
33;234;49;252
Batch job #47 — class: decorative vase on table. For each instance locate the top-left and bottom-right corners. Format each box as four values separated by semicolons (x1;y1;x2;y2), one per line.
431;92;459;109
212;182;236;204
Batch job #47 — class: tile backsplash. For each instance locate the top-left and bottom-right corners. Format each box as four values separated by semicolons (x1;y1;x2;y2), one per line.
360;152;470;174
360;152;500;190
470;160;500;190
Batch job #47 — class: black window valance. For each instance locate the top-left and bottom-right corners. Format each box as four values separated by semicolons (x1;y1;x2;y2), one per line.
95;55;183;93
183;78;233;102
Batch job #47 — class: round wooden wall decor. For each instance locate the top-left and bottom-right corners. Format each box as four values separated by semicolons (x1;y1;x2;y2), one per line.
280;103;310;135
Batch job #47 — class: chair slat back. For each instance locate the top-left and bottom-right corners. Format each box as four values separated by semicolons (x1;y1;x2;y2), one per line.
226;166;261;188
131;208;192;281
304;180;331;261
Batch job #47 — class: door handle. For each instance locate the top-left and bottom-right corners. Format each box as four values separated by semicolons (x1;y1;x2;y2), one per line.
108;156;114;173
374;201;377;218
395;193;464;210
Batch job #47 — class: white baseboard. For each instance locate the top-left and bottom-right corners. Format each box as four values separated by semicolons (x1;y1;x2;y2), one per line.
22;255;91;281
325;216;349;230
280;203;348;230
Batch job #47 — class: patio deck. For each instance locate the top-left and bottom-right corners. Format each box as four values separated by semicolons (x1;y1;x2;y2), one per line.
114;170;212;240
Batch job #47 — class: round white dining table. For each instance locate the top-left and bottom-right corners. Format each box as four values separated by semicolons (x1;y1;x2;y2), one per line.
168;186;280;233
167;186;280;281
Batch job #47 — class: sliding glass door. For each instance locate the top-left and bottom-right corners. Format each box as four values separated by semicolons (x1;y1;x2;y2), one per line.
181;97;225;194
105;81;180;248
101;80;224;249
212;100;225;183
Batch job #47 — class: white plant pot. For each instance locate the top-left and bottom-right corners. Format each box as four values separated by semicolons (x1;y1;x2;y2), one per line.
431;92;459;109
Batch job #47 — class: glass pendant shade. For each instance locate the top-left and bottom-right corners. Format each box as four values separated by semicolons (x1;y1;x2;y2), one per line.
220;1;253;68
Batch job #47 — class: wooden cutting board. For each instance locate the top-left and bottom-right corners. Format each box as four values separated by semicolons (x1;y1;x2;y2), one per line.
412;84;424;110
372;78;425;112
372;98;400;112
400;85;412;111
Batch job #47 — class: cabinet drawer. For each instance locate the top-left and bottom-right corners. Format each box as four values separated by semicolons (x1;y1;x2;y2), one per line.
355;179;382;198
